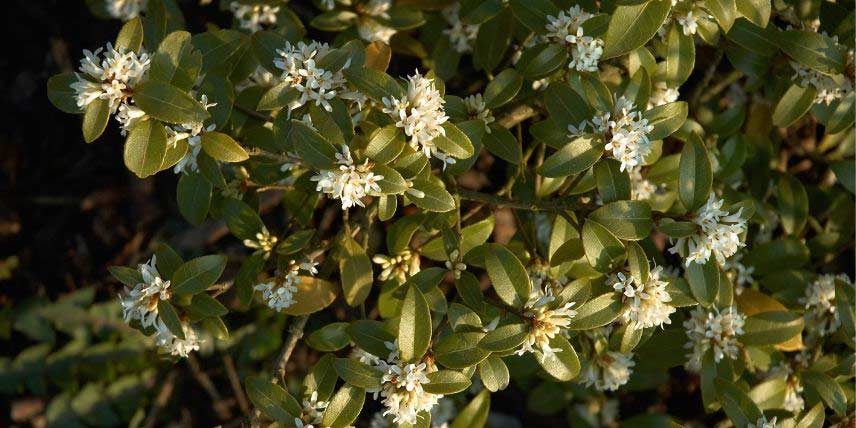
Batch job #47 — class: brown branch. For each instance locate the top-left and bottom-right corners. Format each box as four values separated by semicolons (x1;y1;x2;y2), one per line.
223;355;251;416
272;315;310;384
497;104;538;129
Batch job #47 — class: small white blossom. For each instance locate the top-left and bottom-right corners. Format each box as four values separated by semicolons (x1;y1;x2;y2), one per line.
801;273;851;337
545;6;592;45
105;0;147;21
669;193;747;266
311;145;383;210
444;249;467;279
171;94;218;174
373;249;421;283
154;318;202;358
545;6;603;72
463;94;495;133
683;306;746;372
119;256;171;328
274;40;360;112
70;43;150;116
516;285;577;359
630;170;660;201
254;259;319;311
791;61;853;105
230;1;280;33
358;18;397;43
382;71;452;166
676;11;700;35
568;32;604;72
748;416;779;428
244;226;279;258
581;350;636;391
611;265;676;329
442;4;479;53
579;96;654;173
293;391;328;428
648;82;680;109
722;252;754;295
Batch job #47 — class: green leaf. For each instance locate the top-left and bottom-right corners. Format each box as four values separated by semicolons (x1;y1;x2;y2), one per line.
343;67;405;102
433;123;475;159
221;198;265;241
150;31;202;91
473;9;512;72
47;73;82;114
200;132;248;163
590;201;653;241
477;355;510;392
657;220;698;238
156;299;185;340
109;266;143;286
134;81;209;124
408;179;455;212
188;293;228;318
482;125;522;165
665;24;695;85
803;371;847;415
307;323;351;352
795;403;826;428
570;292;624;330
543;82;593;129
304;355;338;401
679;133;713;211
705;0;737;32
251;31;288;73
279;277;338;316
257;82;301;111
291;120;338;170
626;241;650;284
686;258;720;307
777;30;846;74
550;238;584;266
603;1;672;59
539;135;605;178
742;311;804;346
434;332;491;369
538;337;581;383
644;101;688;141
451;390;490;428
478;322;528;351
123;120;168;178
623;67;651;110
581;220;625;273
745;238;810;276
177;172;212;225
422;370;472;394
333;358;383;389
171;255;227;296
826;92;855;133
484;69;523;109
116;17;144;52
777;174;808;235
509;0;561;32
715;378;763;427
772;84;817;127
347;320;395;357
736;0;770;27
82;98;110;144
246;377;301;423
276;230;315;256
484;244;531;308
594;159;631;203
321;385;365;428
192;29;247;75
398;285;431;362
516;44;568;79
142;0;167;51
366;125;406;164
339;236;373;306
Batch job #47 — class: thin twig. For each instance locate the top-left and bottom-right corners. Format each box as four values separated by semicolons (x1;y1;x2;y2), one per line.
272;315;310;384
234;102;274;122
187;354;232;420
223;355;251;416
497;104;538;129
143;371;177;428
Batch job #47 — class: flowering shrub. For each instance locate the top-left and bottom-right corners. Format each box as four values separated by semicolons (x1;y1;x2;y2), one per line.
27;0;855;426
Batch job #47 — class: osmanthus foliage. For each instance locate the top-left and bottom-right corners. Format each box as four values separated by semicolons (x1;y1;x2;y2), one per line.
35;0;855;427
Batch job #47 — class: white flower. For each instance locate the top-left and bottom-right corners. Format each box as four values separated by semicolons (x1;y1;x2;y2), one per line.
748;416;779;428
791;61;853;105
274;40;360;112
463;94;495;133
630;170;660;201
581;350;636;391
444;249;467;279
243;226;278;257
648;81;680;109
351;347;383;366
358;18;397;43
70;43;150;113
568;31;604;72
683;306;746;372
545;6;603;72
230;1;280;33
119;256;171;328
115;103;148;135
676;11;699;35
255;259;318;311
669;193;747;267
378;361;441;425
801;273;851;337
611;265;676;329
105;0;147;21
527;264;569;296
382;71;452;165
722;252;754;295
154;318;202;358
311;145;384;210
516;285;577;359
584;96;655;173
373;249;421;283
293;391;328;428
442;4;479;53
236;66;282;91
171;94;218;174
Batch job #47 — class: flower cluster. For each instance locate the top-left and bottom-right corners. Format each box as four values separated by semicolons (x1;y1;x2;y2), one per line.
244;226;279;258
119;256;171;329
800;273;850;338
516;285;577;359
581;349;636;391
670;193;747;266
571;96;654;173
170;94;217;174
629;170;661;201
311;146;383;210
71;43;150;127
544;6;604;72
274;40;359;112
748;416;779;428
611;265;676;329
791;61;853;105
721;252;754;295
357;0;396;43
294;391;328;428
230;1;280;33
442;4;479;53
105;0;147;21
382;72;453;166
648;81;680;109
683;306;746;371
373;249;421;283
154;318;202;358
463;94;495;133
254;260;319;312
